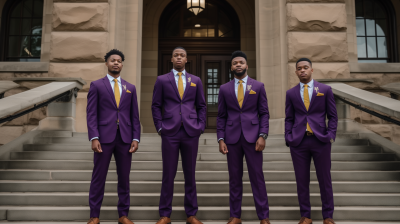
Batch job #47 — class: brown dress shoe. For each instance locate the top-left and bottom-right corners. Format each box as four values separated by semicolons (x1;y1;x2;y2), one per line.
323;218;335;224
156;217;171;224
186;216;203;224
87;217;100;224
298;217;312;224
227;217;242;224
118;216;134;224
260;218;271;224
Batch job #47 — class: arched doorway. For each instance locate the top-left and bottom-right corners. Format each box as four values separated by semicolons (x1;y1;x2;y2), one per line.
158;0;241;131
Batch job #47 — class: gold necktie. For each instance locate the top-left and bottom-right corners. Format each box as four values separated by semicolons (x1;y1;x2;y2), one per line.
238;80;244;108
114;79;120;108
304;84;313;133
178;72;184;99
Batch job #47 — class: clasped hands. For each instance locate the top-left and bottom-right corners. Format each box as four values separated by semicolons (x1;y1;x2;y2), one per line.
219;136;265;155
91;139;139;153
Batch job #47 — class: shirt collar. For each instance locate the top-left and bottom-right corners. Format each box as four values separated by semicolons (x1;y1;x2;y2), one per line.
107;74;121;83
234;75;248;84
300;79;313;88
173;69;186;76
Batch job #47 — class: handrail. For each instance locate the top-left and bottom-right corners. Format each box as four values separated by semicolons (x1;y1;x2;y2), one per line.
326;83;400;125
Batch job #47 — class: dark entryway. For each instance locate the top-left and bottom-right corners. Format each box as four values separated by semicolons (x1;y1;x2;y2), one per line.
158;0;240;131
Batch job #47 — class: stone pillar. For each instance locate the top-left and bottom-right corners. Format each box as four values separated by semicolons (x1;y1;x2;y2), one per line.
37;89;78;131
335;97;351;120
286;0;350;89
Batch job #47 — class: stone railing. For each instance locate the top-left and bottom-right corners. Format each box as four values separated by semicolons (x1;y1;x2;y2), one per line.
326;83;400;123
0;78;86;132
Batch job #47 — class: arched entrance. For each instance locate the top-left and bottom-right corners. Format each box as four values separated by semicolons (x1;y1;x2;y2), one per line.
158;0;241;131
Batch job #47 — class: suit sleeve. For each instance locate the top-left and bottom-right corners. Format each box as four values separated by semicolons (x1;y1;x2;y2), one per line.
216;86;227;140
131;85;141;141
194;78;207;132
326;87;338;141
151;77;163;131
258;83;269;135
285;91;294;147
87;82;99;141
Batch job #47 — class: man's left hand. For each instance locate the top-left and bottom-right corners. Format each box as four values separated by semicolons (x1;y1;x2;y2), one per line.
129;141;139;153
255;137;265;152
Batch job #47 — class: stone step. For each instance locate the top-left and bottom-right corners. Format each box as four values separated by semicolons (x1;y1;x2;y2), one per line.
23;144;382;153
31;137;369;147
10;151;396;161
1;170;399;181
1;160;399;171
0;180;398;193
1;206;399;221
0;192;399;207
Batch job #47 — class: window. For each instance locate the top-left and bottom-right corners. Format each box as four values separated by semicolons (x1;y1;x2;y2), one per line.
355;0;398;62
1;0;43;61
159;0;239;38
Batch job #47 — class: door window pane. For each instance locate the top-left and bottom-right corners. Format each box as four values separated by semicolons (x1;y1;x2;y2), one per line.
356;19;365;36
23;0;33;17
206;62;220;113
366;19;375;36
9;19;21;35
8;37;20;57
357;37;367;58
377;37;387;58
33;0;43;17
367;37;377;58
375;19;387;36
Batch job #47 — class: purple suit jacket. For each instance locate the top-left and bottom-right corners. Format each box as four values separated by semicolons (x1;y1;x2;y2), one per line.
87;76;141;144
285;81;338;147
151;71;206;137
217;77;269;144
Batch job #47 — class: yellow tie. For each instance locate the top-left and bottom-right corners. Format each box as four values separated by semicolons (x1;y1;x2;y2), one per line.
238;80;244;108
114;79;120;108
178;72;184;99
304;84;313;133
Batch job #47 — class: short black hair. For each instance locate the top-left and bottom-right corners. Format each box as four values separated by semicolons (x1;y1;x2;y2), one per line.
231;50;247;62
172;46;187;55
104;49;125;62
296;58;312;67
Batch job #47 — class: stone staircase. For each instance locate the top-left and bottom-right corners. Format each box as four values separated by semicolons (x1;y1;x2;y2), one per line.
0;132;399;222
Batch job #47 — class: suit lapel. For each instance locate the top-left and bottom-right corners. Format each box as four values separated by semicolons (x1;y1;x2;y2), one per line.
309;80;318;110
167;71;181;100
119;79;126;107
102;76;117;108
182;73;191;101
295;83;307;112
229;80;241;109
241;77;253;109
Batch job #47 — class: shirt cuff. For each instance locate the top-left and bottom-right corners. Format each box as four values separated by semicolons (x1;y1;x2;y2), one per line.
90;137;99;141
259;133;266;136
218;138;224;143
158;128;162;132
132;139;140;143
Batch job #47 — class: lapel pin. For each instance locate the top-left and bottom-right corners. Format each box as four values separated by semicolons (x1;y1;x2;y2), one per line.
247;85;252;91
188;77;191;83
123;85;126;91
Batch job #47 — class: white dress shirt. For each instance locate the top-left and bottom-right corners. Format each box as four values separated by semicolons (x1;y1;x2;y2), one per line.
234;75;248;98
91;74;139;143
173;69;187;91
300;79;314;132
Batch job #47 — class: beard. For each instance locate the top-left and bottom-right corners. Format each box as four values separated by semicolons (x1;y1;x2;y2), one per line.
109;69;120;75
232;68;247;77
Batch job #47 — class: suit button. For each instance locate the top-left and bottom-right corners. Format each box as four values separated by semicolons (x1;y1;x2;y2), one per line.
181;103;183;105
180;112;181;115
240;112;242;114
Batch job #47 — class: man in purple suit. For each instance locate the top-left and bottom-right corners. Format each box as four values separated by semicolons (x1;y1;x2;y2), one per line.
217;51;271;224
151;47;206;224
86;49;141;224
285;58;338;224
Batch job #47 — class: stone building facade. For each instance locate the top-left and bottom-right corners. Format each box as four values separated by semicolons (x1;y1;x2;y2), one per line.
0;0;400;144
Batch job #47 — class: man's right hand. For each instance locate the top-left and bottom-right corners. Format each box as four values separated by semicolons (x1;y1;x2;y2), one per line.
91;139;102;153
219;140;228;155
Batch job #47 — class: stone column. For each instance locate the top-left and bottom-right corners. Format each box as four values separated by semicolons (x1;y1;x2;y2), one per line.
286;0;350;89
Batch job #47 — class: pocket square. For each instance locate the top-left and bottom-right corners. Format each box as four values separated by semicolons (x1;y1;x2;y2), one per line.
317;93;324;96
126;90;131;93
249;90;256;94
190;82;196;87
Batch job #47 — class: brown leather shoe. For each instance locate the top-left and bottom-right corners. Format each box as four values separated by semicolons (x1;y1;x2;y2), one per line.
87;217;100;224
227;217;242;224
186;216;203;224
323;218;335;224
118;216;134;224
156;217;171;224
298;217;312;224
260;218;271;224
